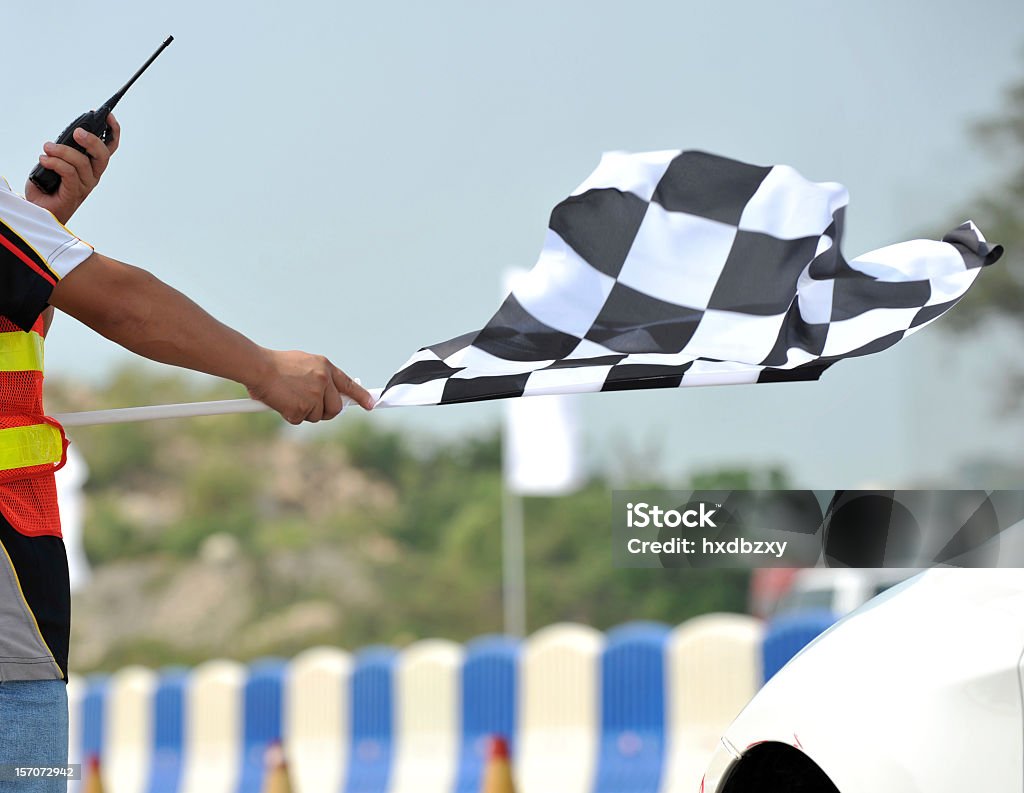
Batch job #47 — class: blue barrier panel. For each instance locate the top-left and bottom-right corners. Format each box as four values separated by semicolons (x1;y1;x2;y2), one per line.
761;609;839;683
453;635;519;793
341;647;397;793
235;658;287;793
593;622;670;793
145;668;187;793
81;676;110;765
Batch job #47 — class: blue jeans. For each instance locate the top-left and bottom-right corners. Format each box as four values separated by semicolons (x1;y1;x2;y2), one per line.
0;680;68;793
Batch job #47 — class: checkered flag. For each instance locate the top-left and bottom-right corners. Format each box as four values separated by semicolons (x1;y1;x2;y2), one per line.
379;150;1002;408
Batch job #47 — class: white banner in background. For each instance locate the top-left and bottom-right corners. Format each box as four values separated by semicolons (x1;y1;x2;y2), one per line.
503;393;584;496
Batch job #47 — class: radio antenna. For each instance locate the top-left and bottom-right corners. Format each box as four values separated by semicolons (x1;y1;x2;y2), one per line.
102;35;174;111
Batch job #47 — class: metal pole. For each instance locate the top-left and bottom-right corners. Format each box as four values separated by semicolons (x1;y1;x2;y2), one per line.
501;484;527;637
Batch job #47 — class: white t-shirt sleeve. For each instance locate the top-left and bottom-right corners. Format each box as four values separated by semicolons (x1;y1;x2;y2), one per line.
0;177;97;330
0;177;95;279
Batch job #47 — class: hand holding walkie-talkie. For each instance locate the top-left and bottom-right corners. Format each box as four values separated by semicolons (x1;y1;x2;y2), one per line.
29;36;173;195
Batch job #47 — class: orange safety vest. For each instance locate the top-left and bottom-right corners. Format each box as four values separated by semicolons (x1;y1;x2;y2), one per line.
0;312;68;535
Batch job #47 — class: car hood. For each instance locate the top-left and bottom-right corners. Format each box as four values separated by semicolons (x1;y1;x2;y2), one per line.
719;569;1024;793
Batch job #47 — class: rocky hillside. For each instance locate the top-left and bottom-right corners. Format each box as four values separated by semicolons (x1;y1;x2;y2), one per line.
48;366;752;674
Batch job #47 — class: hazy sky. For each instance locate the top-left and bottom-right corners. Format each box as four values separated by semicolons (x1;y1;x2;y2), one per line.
3;0;1023;487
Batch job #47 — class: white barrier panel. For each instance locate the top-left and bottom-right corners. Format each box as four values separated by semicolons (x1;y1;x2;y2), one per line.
179;659;245;793
104;666;156;793
286;647;352;793
516;623;603;793
387;639;463;793
661;613;763;793
67;674;84;793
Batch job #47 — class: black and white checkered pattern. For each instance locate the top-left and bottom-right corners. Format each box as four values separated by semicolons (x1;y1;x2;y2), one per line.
379;150;1003;408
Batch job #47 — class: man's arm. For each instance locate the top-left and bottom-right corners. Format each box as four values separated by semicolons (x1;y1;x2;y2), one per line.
49;252;373;423
19;116;369;423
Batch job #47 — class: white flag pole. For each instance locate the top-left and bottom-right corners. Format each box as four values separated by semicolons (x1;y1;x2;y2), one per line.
500;268;528;638
497;268;585;637
55;398;271;427
501;483;527;638
54;387;385;427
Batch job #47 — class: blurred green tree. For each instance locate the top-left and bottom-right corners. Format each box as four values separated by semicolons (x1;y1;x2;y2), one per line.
943;68;1024;331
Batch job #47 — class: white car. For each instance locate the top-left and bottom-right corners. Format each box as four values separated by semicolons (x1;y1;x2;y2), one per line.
702;569;1024;793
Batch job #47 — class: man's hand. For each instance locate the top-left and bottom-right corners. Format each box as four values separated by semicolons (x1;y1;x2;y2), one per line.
246;349;374;424
25;113;120;224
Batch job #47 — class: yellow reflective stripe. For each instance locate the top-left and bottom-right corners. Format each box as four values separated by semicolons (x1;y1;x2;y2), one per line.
0;331;44;372
0;424;62;471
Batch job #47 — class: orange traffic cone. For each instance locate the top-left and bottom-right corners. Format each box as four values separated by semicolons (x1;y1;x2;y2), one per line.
82;754;104;793
480;736;516;793
261;740;294;793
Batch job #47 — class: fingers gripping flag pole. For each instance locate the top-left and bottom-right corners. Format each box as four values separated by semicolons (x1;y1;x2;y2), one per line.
54;149;1001;427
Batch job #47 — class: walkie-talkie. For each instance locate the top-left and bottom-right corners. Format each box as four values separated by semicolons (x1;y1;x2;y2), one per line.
29;36;174;195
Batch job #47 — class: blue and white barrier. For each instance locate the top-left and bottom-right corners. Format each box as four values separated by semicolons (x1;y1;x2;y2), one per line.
453;636;518;793
147;669;187;793
237;659;287;793
67;612;831;793
516;623;602;793
285;647;351;793
343;647;397;793
106;666;156;793
593;622;670;793
662;614;763;793
179;660;245;793
389;639;462;793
